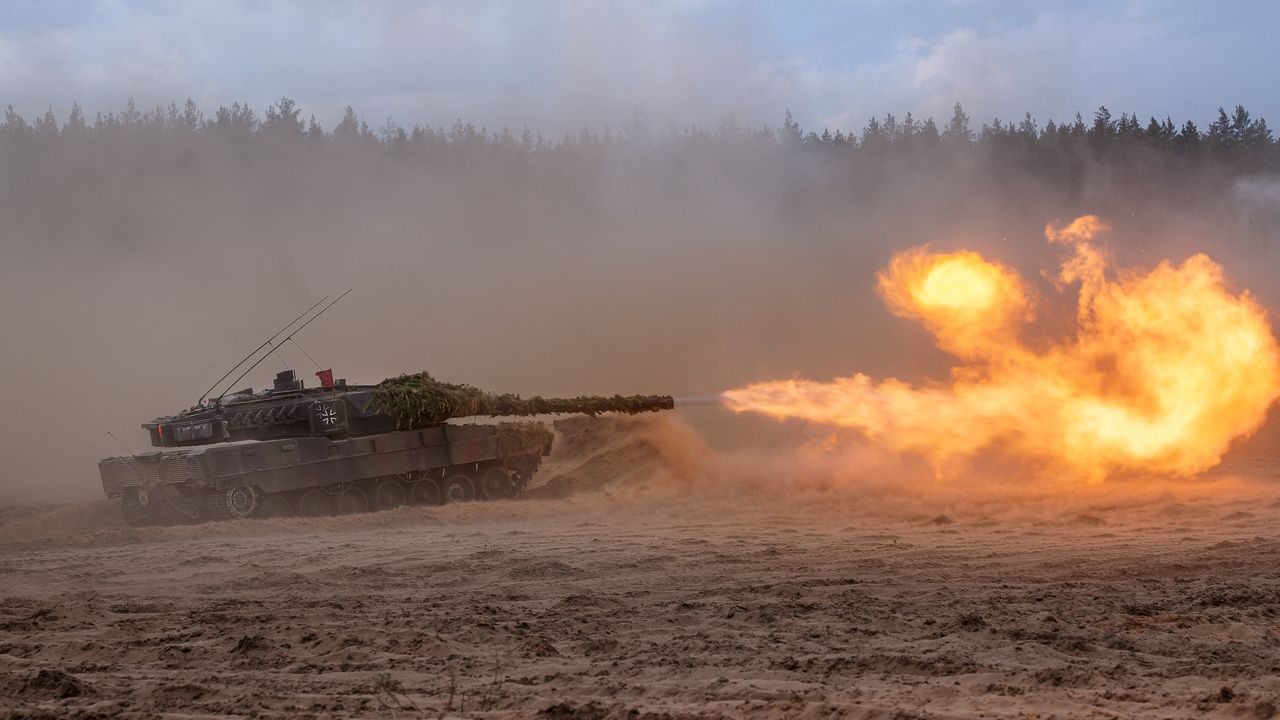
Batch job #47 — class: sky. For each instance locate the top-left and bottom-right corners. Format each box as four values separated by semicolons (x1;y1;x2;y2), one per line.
0;0;1275;134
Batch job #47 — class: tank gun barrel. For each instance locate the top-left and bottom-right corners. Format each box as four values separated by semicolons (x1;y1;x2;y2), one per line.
372;372;674;428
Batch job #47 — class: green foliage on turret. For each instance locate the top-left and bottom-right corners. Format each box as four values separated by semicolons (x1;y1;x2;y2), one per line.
371;372;674;429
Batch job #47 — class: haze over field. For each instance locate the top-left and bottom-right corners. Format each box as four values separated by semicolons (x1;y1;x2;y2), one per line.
1;2;1279;500
5;4;1280;719
2;94;1280;500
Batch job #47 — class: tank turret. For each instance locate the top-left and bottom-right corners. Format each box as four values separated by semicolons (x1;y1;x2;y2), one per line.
143;369;674;449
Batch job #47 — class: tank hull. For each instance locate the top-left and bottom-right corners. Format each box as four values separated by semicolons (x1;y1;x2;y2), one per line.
99;422;552;524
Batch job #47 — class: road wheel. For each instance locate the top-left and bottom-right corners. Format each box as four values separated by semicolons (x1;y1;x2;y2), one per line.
257;494;293;519
479;467;514;500
336;486;369;515
225;486;258;520
442;474;475;504
297;489;331;517
373;478;407;511
410;479;442;506
121;490;150;526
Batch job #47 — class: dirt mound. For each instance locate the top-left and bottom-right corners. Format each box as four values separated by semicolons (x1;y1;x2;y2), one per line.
526;414;710;500
0;669;94;701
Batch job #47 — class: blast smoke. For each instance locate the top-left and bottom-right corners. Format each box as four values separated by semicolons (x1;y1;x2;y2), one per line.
723;216;1280;479
2;102;1280;502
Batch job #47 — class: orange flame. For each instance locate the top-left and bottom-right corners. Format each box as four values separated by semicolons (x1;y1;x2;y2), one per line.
723;216;1280;478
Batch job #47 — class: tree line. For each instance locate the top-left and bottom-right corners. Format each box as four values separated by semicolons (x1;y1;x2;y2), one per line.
2;97;1274;160
1;96;1276;225
782;104;1273;154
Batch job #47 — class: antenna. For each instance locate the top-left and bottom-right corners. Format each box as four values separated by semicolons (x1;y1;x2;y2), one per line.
269;341;289;369
107;430;139;457
107;431;146;482
289;337;323;370
215;289;352;403
196;295;329;406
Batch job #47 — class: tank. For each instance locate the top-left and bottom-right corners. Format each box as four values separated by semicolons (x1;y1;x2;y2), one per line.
99;369;674;524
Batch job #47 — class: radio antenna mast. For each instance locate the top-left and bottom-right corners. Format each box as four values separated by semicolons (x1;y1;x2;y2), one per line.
106;431;146;483
196;295;329;406
215;289;352;403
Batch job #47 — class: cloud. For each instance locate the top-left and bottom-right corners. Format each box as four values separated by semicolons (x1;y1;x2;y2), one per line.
0;1;1272;134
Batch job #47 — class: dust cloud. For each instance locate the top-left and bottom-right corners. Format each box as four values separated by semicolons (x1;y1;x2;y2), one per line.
5;412;1276;550
2;104;1280;502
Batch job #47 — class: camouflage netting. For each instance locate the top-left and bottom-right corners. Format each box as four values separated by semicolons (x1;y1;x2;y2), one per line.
497;421;556;457
371;372;675;429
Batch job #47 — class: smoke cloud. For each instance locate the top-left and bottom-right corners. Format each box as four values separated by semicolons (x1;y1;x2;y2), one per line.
0;106;1276;503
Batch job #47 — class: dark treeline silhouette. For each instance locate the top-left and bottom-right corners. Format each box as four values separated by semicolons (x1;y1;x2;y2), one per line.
3;97;1276;170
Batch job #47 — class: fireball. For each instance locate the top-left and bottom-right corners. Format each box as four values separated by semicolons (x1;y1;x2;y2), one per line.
723;216;1280;478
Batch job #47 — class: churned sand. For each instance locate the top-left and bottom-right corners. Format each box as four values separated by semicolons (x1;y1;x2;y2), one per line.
2;416;1279;718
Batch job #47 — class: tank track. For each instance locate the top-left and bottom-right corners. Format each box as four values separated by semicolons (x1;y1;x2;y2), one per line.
124;456;543;526
201;491;231;521
200;486;258;521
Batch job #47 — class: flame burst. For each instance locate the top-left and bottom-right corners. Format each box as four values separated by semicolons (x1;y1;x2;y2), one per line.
724;216;1280;477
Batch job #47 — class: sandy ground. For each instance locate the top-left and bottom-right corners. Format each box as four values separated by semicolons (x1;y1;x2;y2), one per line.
2;416;1280;719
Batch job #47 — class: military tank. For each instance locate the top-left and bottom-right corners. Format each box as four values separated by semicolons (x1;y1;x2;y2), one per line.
99;368;673;525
